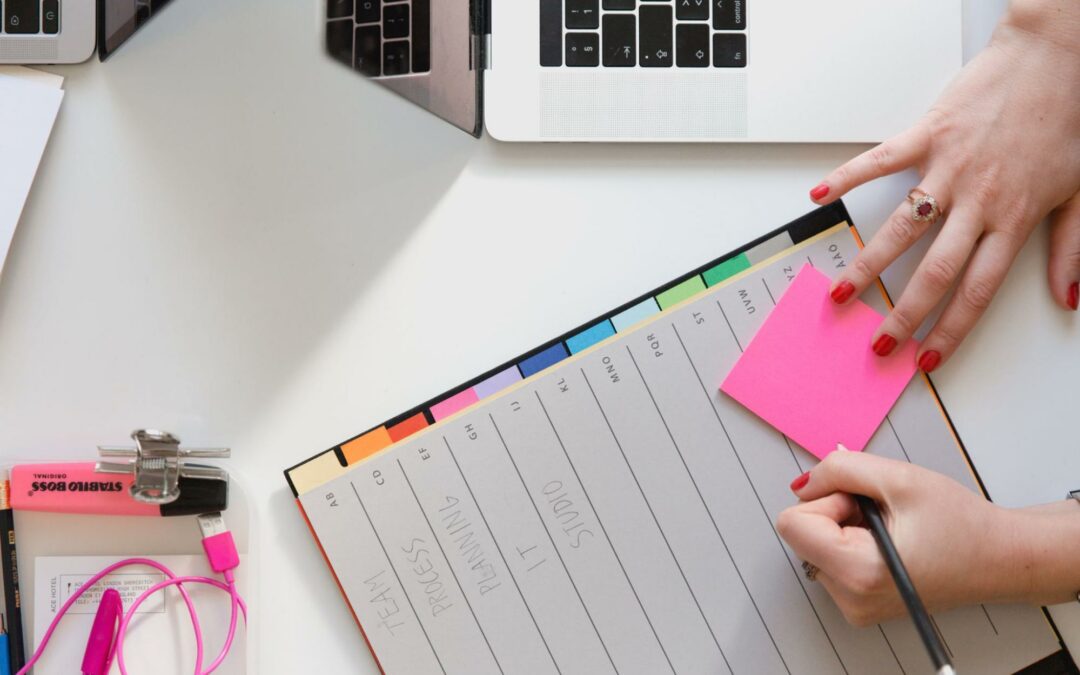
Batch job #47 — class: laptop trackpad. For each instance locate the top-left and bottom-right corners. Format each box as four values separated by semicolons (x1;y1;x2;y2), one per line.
538;71;748;140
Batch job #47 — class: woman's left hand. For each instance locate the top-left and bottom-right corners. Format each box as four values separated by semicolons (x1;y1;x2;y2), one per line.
810;2;1080;372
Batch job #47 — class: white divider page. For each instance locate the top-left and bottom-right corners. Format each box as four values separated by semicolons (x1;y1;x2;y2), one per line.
301;225;1060;674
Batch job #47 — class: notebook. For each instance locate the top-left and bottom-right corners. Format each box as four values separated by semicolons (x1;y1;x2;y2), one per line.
284;203;1064;674
0;66;63;282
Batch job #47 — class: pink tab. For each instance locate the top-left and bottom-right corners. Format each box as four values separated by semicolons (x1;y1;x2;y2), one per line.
430;388;480;422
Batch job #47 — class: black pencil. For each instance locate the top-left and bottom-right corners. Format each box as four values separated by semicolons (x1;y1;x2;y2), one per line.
855;494;955;674
0;472;24;674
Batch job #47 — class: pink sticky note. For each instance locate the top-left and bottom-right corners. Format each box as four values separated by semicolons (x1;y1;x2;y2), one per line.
720;265;919;459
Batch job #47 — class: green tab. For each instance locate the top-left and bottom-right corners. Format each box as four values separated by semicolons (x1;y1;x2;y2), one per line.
656;276;707;310
703;253;751;287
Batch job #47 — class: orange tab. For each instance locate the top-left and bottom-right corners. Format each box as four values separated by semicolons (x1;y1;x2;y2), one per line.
341;426;392;465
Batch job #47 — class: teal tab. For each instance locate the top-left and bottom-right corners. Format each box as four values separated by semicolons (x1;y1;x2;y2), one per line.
566;320;616;354
704;253;751;287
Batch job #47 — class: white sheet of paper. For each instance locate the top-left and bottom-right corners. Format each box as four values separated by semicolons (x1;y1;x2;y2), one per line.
33;555;247;674
0;68;64;281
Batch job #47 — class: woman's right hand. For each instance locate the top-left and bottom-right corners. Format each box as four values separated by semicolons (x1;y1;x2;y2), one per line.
776;450;1080;627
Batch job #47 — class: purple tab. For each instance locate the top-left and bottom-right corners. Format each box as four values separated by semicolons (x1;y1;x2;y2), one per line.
473;366;523;400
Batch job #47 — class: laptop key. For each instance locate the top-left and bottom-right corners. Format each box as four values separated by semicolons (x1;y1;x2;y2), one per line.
713;32;746;67
356;0;379;24
326;19;353;67
676;24;709;67
383;3;409;39
356;24;381;76
676;0;708;21
565;0;598;30
412;0;430;72
383;39;410;75
603;0;634;9
43;0;59;34
539;0;562;66
565;32;599;67
327;0;352;19
713;0;746;30
602;14;634;67
5;0;39;34
638;4;672;67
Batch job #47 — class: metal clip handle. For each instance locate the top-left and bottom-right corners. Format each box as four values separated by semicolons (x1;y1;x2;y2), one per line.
95;429;230;505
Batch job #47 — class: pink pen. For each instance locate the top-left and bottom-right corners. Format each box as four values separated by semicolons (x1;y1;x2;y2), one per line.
82;588;122;675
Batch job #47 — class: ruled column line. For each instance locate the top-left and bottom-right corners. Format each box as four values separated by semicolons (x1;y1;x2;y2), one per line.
350;481;448;675
489;413;620;674
397;458;505;674
442;435;564;675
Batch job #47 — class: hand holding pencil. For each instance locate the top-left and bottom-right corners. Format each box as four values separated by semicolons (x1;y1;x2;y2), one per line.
778;450;1012;625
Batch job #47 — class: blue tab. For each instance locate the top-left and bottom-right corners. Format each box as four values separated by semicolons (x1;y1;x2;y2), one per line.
518;343;569;378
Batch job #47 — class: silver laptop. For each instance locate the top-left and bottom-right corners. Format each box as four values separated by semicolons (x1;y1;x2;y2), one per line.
326;0;962;142
0;0;173;64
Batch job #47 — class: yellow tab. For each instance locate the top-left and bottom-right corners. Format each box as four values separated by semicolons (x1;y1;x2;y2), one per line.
288;450;348;496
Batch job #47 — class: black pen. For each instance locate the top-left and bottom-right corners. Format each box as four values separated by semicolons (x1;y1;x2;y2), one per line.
855;493;955;675
0;472;24;675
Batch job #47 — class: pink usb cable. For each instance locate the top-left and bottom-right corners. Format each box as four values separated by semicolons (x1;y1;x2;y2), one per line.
18;512;247;675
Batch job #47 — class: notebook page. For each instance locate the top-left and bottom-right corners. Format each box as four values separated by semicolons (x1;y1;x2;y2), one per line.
300;224;1059;674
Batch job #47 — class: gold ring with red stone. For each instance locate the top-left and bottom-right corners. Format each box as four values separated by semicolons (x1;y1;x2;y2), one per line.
907;188;943;225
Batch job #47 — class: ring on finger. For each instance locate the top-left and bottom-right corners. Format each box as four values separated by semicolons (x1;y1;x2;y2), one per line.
907;188;943;225
801;560;820;582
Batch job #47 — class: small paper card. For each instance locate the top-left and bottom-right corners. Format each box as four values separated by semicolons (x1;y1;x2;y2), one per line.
720;264;918;459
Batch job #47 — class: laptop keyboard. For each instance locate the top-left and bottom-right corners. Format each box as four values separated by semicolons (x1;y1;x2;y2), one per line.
1;0;60;34
541;0;746;68
326;0;431;78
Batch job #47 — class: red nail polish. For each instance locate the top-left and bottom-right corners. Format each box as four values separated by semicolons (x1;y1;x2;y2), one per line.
830;280;855;304
1069;282;1079;311
872;334;897;357
790;472;811;492
918;350;942;373
810;184;830;201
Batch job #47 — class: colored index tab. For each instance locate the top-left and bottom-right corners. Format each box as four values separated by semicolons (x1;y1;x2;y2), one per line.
431;388;480;421
704;254;750;287
342;427;393;465
720;265;919;459
611;298;660;332
474;366;522;399
566;320;616;354
387;412;428;442
656;276;707;310
518;343;568;378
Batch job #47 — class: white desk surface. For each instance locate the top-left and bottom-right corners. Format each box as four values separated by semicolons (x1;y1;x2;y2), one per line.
2;0;1078;671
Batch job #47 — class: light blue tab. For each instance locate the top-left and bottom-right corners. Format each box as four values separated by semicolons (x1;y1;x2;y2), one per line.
566;320;616;354
611;298;660;332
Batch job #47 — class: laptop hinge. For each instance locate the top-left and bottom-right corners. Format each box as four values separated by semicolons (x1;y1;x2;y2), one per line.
473;33;492;70
471;0;492;70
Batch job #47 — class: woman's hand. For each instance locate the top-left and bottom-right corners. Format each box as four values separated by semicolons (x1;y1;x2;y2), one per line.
777;451;1024;627
809;0;1080;373
778;450;1080;627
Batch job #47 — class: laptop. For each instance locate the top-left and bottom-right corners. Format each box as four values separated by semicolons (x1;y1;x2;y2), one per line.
326;0;962;142
0;0;172;64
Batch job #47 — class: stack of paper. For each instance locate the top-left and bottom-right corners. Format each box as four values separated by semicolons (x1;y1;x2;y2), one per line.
0;66;64;281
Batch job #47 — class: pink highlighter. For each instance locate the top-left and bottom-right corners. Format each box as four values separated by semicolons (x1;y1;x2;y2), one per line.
10;463;228;517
